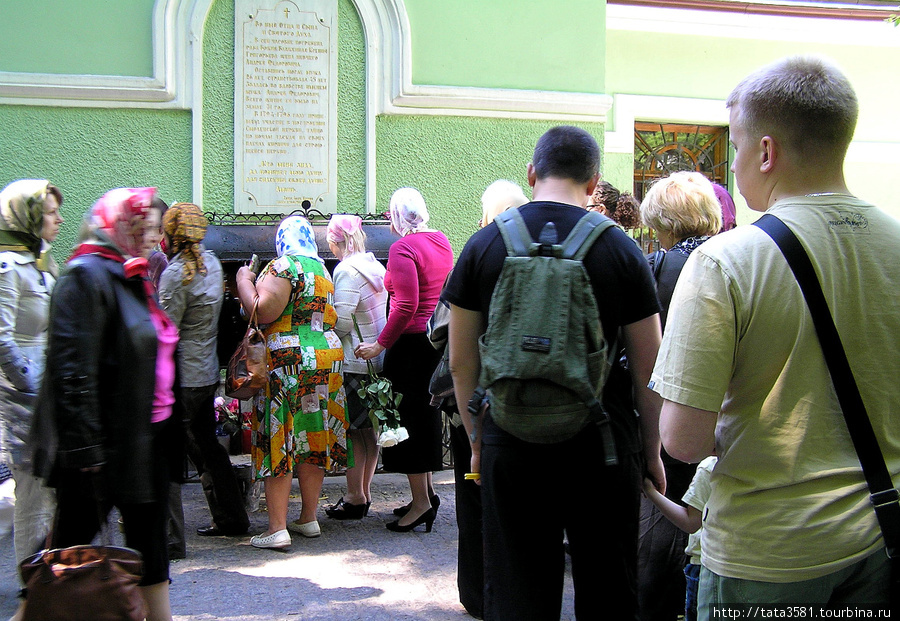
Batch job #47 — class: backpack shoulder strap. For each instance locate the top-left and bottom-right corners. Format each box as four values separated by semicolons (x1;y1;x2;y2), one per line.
494;209;532;257
561;211;616;261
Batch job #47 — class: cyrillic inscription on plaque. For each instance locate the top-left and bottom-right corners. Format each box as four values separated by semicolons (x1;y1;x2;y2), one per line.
235;0;337;213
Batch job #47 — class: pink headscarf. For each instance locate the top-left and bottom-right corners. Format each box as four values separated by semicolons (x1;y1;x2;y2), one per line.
712;184;736;232
326;214;363;255
89;187;157;257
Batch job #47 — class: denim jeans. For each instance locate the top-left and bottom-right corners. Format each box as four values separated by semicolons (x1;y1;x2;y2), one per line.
684;563;700;621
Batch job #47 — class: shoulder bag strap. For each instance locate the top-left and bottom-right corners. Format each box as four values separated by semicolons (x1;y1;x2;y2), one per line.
650;249;666;283
754;213;900;560
248;298;260;329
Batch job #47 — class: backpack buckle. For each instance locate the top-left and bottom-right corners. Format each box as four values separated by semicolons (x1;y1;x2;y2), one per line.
530;243;562;257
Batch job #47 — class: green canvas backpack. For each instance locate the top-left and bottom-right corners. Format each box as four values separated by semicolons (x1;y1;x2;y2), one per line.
478;208;618;464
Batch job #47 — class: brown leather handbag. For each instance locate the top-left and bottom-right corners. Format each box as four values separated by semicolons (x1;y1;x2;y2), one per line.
20;544;146;621
20;482;146;621
225;299;269;399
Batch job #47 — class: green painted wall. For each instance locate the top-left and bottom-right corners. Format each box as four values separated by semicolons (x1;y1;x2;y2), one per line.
0;106;192;258
0;0;154;76
601;152;635;198
375;116;604;254
203;0;605;256
405;0;606;93
202;0;368;214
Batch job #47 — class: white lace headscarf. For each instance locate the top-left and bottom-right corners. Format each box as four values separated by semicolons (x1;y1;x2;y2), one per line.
389;187;430;236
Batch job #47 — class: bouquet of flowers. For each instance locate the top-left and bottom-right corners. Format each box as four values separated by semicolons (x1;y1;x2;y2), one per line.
214;397;242;435
353;316;407;447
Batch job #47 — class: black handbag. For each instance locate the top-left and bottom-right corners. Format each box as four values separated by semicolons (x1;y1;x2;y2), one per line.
426;296;454;401
426;272;455;404
755;214;899;604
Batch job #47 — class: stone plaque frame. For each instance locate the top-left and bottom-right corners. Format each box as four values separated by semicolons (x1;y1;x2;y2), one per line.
234;0;338;214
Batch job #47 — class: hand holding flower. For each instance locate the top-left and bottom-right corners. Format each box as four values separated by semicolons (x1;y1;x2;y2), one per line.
354;341;385;361
352;317;406;446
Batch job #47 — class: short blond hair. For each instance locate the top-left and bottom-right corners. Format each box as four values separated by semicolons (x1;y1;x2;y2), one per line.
480;180;528;228
640;172;722;239
727;55;857;165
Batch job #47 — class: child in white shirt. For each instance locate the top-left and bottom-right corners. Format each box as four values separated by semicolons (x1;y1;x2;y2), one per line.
643;456;717;621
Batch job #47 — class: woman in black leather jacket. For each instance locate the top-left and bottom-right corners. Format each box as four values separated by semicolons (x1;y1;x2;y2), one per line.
31;187;180;621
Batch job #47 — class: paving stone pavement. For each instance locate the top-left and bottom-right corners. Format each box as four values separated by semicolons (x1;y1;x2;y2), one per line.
1;468;576;620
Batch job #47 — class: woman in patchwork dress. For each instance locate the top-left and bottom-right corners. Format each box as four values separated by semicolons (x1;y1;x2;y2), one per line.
235;216;348;549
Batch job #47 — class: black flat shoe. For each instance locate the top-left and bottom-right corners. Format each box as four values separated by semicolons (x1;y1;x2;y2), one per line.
197;525;247;537
386;507;436;533
392;494;440;517
325;497;367;520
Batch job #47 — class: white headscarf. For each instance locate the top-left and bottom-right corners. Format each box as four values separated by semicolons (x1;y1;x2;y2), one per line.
275;216;321;261
389;187;430;236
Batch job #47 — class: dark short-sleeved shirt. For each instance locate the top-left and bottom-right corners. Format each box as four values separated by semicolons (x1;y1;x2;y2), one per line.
444;201;662;452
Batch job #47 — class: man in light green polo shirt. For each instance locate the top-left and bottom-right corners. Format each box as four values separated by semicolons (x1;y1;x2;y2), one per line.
649;56;900;616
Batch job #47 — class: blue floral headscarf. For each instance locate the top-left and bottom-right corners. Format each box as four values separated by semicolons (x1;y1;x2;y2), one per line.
275;216;321;261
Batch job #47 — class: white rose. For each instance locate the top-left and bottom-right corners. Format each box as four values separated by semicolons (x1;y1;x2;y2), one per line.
378;426;409;447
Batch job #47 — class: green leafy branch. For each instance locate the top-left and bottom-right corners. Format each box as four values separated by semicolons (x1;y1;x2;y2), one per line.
352;316;404;431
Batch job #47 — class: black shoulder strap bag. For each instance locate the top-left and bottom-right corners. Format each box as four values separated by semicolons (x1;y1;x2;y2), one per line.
754;214;899;605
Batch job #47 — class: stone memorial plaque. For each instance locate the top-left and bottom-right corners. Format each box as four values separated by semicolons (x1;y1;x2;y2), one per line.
235;0;337;213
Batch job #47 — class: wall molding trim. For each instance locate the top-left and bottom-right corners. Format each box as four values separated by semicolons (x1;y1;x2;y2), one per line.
353;0;613;123
607;2;900;45
608;0;897;22
1;0;612;121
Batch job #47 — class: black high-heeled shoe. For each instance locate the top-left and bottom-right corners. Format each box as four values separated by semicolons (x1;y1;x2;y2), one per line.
392;494;440;517
325;497;367;520
386;507;436;533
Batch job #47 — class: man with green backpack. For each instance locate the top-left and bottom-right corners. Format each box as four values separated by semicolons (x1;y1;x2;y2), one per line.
446;126;665;620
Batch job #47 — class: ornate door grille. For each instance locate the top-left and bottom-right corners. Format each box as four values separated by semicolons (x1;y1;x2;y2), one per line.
633;122;729;202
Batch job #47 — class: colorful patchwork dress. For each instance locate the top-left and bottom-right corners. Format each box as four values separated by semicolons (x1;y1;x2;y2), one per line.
251;254;348;477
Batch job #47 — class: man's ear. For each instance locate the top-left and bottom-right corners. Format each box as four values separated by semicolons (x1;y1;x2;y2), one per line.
760;136;776;174
526;163;537;188
585;172;600;197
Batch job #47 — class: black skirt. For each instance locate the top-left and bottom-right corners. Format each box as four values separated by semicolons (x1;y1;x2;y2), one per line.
381;332;443;474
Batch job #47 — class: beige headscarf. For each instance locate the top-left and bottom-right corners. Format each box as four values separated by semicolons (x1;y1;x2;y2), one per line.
163;202;208;285
0;179;53;257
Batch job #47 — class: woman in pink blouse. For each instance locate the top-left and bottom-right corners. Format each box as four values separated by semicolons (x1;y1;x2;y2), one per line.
356;187;453;533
